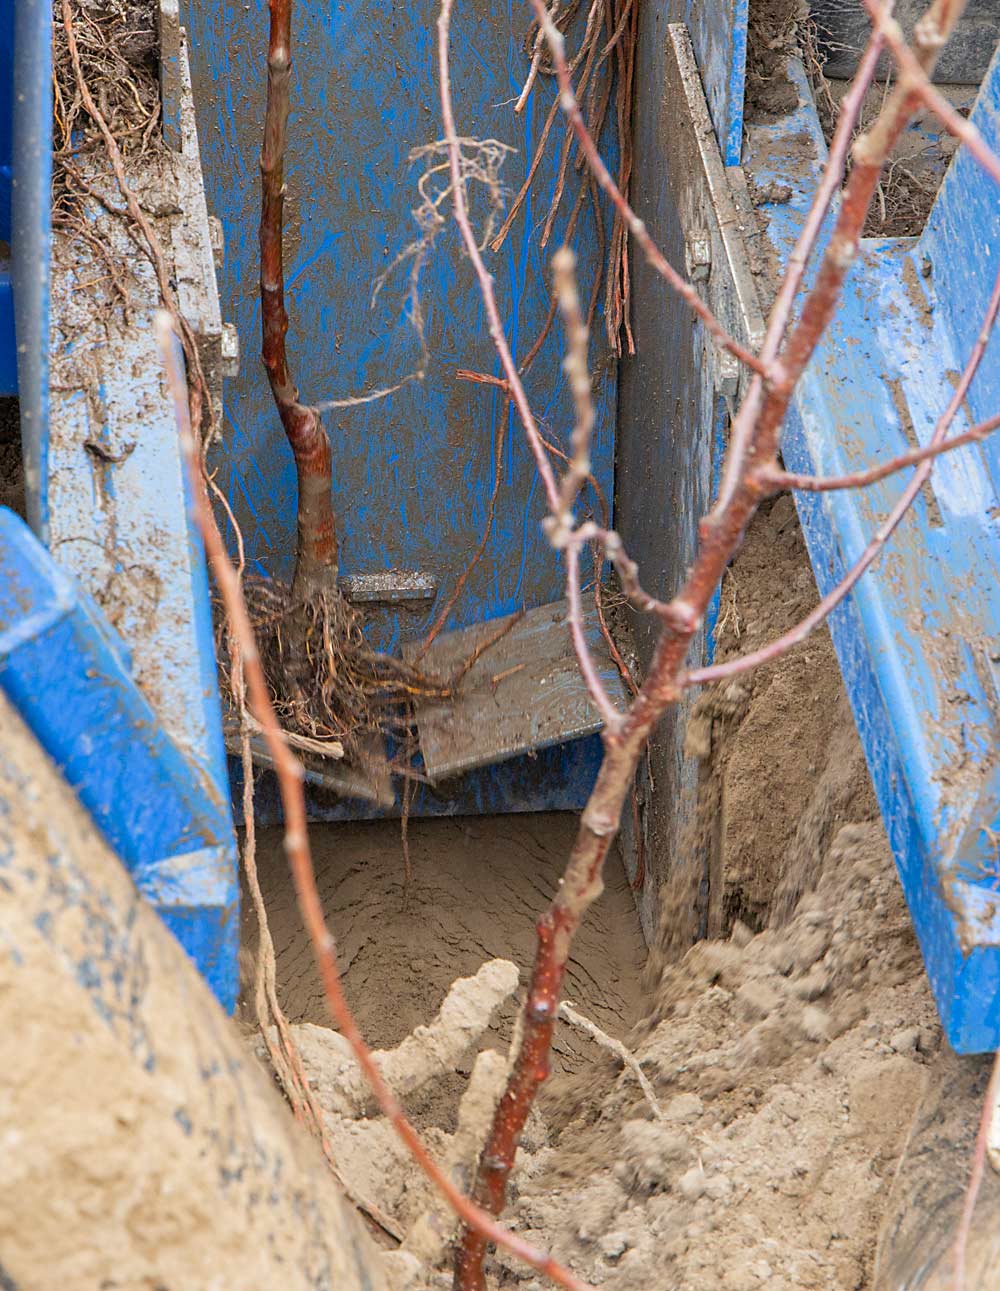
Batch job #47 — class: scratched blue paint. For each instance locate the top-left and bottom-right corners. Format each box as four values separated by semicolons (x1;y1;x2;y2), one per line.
0;1;10;246
684;0;747;164
185;0;621;817
0;509;239;1009
724;0;748;164
0;0;18;396
746;50;1000;1051
34;23;239;1006
1;0;238;1006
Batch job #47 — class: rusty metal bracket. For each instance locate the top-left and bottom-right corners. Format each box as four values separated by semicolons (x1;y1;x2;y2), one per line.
668;23;765;410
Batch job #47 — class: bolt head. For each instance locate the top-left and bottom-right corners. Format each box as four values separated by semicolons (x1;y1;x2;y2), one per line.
685;229;711;283
221;322;240;378
717;351;739;401
208;216;224;270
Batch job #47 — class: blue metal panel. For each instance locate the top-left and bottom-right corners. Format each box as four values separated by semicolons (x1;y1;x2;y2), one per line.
185;0;619;817
0;0;13;241
684;0;748;164
745;52;1000;1051
921;71;1000;450
248;733;607;826
11;0;51;515
0;0;19;397
0;508;239;1008
42;27;239;1003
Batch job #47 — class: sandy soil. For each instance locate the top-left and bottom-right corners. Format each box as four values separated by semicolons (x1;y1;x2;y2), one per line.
245;811;648;1129
502;818;942;1291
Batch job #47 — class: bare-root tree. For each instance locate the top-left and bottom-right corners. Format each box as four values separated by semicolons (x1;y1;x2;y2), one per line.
243;0;455;766
260;0;337;596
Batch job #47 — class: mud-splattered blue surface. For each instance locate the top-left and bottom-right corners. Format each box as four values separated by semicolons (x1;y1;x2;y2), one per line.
185;0;622;817
746;52;1000;1051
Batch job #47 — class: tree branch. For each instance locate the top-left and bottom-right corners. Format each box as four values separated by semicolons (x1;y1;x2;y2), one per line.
448;2;981;1286
953;1052;1000;1290
764;408;1000;494
712;14;889;517
688;246;1000;689
529;3;768;378
863;0;1000;188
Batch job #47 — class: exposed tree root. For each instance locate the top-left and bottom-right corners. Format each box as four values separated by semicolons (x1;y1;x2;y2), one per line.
558;1001;663;1121
215;576;447;771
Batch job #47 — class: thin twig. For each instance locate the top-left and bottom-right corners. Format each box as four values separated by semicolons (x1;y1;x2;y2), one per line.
952;1051;1000;1290
712;15;889;517
764;406;1000;493
529;5;768;378
862;0;1000;191
687;252;1000;688
552;247;595;525
558;1001;662;1120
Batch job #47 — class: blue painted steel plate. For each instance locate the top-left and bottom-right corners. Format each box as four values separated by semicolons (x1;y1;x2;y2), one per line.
745;51;1000;1051
185;0;620;817
0;508;239;1008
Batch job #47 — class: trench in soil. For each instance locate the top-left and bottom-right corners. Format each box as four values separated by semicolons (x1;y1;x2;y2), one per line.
243;811;648;1128
240;498;993;1291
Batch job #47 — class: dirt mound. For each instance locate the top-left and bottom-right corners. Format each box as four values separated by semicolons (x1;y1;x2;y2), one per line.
499;820;938;1291
279;810;946;1290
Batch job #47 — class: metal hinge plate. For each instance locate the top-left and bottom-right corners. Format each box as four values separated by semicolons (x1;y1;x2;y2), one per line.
404;599;628;782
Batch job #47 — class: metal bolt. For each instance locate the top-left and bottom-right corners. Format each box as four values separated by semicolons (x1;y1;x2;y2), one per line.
717;351;739;402
221;322;240;379
685;229;711;283
208;216;224;270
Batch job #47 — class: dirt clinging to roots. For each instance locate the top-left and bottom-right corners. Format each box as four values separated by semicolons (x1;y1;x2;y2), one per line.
228;577;446;751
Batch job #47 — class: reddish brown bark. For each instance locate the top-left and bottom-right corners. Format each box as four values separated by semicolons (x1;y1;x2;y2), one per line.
261;0;337;597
